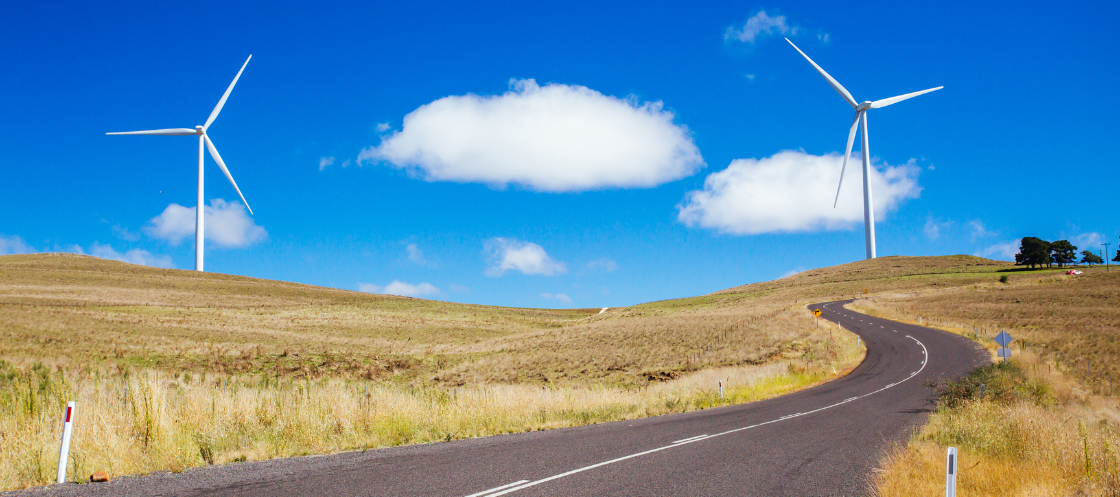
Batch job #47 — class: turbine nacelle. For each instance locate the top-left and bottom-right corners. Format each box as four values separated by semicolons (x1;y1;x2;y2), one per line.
856;101;873;112
195;125;204;134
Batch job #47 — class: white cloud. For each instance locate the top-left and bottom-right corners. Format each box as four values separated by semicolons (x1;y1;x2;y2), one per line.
924;217;953;241
406;243;427;265
541;292;573;305
342;159;352;167
146;199;267;248
585;257;618;273
358;78;704;192
968;220;992;240
780;267;805;278
88;242;174;268
319;156;335;171
358;280;440;298
976;240;1019;261
375;122;391;132
677;150;921;235
449;283;470;294
484;238;566;277
1070;232;1104;249
0;234;35;255
725;11;796;44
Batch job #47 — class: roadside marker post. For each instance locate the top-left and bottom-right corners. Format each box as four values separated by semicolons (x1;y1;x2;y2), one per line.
56;401;75;484
718;380;723;399
945;447;957;497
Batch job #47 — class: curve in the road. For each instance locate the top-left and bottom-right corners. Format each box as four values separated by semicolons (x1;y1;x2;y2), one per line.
15;300;990;497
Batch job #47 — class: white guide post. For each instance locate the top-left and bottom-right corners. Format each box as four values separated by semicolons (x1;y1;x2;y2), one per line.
719;380;723;399
860;111;876;259
196;134;205;272
56;401;76;484
945;447;957;497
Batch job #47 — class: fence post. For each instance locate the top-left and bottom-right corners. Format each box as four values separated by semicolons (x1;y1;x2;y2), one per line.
56;401;76;484
945;447;957;497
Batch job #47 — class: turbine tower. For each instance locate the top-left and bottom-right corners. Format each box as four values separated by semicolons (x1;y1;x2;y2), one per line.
108;56;254;272
786;39;941;259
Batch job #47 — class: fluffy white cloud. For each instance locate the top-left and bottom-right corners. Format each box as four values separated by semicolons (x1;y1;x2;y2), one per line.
677;150;921;235
484;238;566;277
541;292;573;305
319;156;335;171
358;280;441;298
87;242;174;268
146;199;266;248
358;79;704;192
725;11;796;44
924;217;953;241
0;234;35;255
976;240;1020;261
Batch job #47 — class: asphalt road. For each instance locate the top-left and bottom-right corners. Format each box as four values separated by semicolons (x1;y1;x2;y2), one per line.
14;300;989;497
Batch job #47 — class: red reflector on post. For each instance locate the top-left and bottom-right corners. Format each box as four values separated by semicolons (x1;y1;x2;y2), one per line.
65;406;72;423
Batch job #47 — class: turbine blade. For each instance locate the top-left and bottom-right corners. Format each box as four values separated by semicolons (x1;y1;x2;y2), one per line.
834;111;861;208
785;38;857;108
203;134;253;215
869;86;943;109
203;55;252;131
106;128;198;136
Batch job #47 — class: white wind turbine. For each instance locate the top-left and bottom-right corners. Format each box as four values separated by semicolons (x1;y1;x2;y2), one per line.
108;55;254;272
786;39;941;259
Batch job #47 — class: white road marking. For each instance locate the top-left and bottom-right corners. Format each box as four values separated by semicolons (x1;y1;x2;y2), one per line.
465;480;531;497
482;329;932;496
672;435;709;444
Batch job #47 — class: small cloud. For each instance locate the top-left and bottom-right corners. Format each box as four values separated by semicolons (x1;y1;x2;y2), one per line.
406;243;427;265
968;220;993;240
146;200;267;248
376;122;391;132
358;280;441;298
0;234;36;255
319;156;336;171
88;242;174;268
745;74;756;80
484;238;566;277
541;292;573;305
585;257;618;273
927;165;935;171
924;216;953;241
725;10;796;44
976;240;1020;261
449;283;470;294
1070;232;1104;249
817;33;831;44
342;159;352;167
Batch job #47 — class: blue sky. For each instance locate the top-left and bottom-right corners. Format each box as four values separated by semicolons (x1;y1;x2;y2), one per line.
2;1;1118;308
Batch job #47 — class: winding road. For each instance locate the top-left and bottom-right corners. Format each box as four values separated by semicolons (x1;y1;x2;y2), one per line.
17;300;990;497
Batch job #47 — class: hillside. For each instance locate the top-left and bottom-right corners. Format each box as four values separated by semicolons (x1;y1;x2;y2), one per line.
0;253;1018;387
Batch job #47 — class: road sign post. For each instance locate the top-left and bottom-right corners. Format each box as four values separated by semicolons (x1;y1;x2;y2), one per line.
56;401;75;484
945;447;957;497
994;330;1014;362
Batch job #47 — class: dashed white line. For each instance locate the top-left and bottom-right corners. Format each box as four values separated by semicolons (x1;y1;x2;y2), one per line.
479;332;932;496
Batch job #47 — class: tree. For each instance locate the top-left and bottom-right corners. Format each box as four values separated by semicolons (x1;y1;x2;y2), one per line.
1114;248;1120;263
1081;250;1103;266
1050;240;1077;268
1014;237;1051;269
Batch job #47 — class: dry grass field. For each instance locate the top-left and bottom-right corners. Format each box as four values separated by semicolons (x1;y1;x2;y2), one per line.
0;252;1056;489
854;266;1120;496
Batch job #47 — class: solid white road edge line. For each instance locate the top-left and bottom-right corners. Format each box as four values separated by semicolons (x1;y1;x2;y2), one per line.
482;326;931;497
464;480;531;497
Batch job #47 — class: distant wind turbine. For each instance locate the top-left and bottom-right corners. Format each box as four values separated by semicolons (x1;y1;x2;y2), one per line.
785;39;941;260
108;55;254;272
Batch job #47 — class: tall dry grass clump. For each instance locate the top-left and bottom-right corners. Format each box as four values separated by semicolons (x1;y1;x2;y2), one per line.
875;350;1120;496
0;326;863;490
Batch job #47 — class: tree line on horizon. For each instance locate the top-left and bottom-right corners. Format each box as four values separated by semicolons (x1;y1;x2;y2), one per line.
1014;236;1120;269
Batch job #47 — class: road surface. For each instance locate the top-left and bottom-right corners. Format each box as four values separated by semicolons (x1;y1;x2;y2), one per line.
14;300;989;497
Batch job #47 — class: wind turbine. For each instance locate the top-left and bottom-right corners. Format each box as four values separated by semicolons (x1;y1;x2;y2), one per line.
785;39;941;259
108;55;254;272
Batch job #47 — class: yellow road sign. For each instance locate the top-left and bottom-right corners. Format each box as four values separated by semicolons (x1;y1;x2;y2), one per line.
813;309;822;317
863;288;869;294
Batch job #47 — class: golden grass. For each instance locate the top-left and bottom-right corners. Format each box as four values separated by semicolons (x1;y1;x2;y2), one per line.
874;351;1120;496
0;252;1031;489
1;332;863;489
